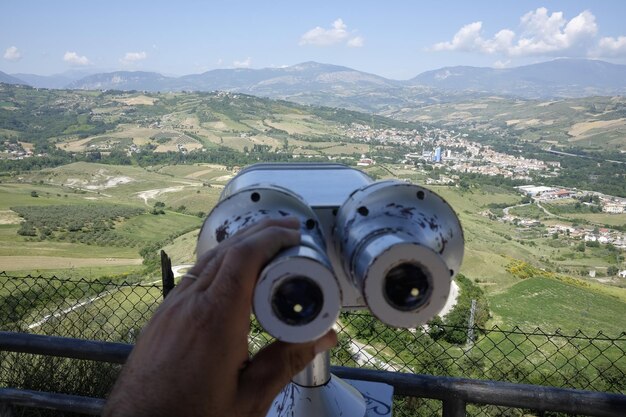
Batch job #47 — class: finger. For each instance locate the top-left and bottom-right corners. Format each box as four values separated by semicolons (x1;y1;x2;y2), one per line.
238;330;338;412
183;217;300;292
232;216;300;240
206;224;300;316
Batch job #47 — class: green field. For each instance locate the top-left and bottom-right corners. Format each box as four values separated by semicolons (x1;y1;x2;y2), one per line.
2;161;624;336
2;85;625;406
0;163;207;275
490;277;626;333
390;96;626;152
0;82;623;337
509;203;547;219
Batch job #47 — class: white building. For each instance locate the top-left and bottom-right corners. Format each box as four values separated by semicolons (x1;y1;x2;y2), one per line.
357;157;375;167
517;185;555;197
603;203;625;214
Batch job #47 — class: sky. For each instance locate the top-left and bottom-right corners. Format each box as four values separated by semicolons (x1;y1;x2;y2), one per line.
2;1;626;80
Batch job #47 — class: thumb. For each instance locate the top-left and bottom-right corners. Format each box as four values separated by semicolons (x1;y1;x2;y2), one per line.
238;330;337;412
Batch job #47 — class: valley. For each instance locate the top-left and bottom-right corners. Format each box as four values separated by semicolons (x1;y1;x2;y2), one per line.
0;84;624;337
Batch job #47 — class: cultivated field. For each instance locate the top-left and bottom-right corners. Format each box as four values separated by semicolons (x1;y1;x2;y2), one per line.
1;160;624;334
387;96;626;152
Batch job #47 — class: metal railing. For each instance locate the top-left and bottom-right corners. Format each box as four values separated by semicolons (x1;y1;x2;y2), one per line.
0;332;625;417
1;271;625;416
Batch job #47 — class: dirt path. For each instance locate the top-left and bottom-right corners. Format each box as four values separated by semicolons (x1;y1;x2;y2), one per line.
28;289;118;329
535;202;567;219
503;202;530;216
347;338;404;372
0;256;142;271
135;184;201;206
439;280;460;318
27;278;161;330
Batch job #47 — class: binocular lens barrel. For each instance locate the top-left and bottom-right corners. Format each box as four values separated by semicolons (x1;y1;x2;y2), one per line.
196;184;341;343
198;165;464;339
271;276;324;326
383;263;431;311
336;180;463;328
255;245;341;343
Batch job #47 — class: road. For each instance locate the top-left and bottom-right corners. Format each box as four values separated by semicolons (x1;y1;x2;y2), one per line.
439;280;460;318
25;266;199;330
503;201;568;220
546;148;625;165
333;284;466;374
347;339;403;372
27;278;161;330
502;202;530;216
535;201;567;219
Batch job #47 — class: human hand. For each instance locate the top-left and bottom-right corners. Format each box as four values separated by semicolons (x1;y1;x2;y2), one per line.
103;217;338;417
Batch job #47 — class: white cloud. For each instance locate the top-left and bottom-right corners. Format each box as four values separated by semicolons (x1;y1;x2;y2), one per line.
493;59;511;69
483;29;516;54
233;57;252;68
63;51;90;66
596;36;626;57
300;18;363;47
510;8;597;56
431;22;514;54
432;21;487;52
431;8;600;57
120;51;147;64
3;46;22;61
347;36;365;48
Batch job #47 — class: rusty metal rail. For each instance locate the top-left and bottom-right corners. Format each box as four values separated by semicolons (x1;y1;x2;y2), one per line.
1;331;625;416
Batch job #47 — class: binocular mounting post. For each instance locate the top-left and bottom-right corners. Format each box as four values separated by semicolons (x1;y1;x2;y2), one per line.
265;348;393;417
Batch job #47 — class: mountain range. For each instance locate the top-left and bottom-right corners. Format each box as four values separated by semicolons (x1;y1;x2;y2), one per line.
2;59;626;111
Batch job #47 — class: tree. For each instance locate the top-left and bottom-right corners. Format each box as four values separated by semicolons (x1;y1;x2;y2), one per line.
607;266;619;276
17;222;36;236
427;316;445;341
30;191;39;197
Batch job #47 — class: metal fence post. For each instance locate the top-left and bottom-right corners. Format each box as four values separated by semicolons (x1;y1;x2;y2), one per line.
442;397;465;417
466;299;476;348
161;250;174;299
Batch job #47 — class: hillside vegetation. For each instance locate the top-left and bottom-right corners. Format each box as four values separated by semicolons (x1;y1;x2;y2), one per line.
0;85;623;337
0;84;418;163
387;95;626;152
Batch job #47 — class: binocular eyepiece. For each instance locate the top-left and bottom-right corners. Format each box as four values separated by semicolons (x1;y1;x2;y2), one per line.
196;163;464;343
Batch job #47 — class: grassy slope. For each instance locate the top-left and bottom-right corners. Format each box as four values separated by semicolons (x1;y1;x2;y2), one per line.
2;159;624;334
161;229;199;265
0;163;208;274
369;166;626;334
389;96;626;152
115;212;201;242
490;277;626;334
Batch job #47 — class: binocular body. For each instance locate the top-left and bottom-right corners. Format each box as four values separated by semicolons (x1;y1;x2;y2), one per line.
197;163;464;343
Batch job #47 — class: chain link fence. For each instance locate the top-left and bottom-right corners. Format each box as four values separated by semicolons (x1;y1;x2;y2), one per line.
1;272;625;416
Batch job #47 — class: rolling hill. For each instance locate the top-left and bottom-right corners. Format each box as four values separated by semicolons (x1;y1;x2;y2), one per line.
5;59;625;113
410;59;626;98
0;71;25;85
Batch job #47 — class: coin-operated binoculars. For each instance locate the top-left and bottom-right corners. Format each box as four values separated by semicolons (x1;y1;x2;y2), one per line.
197;163;464;417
